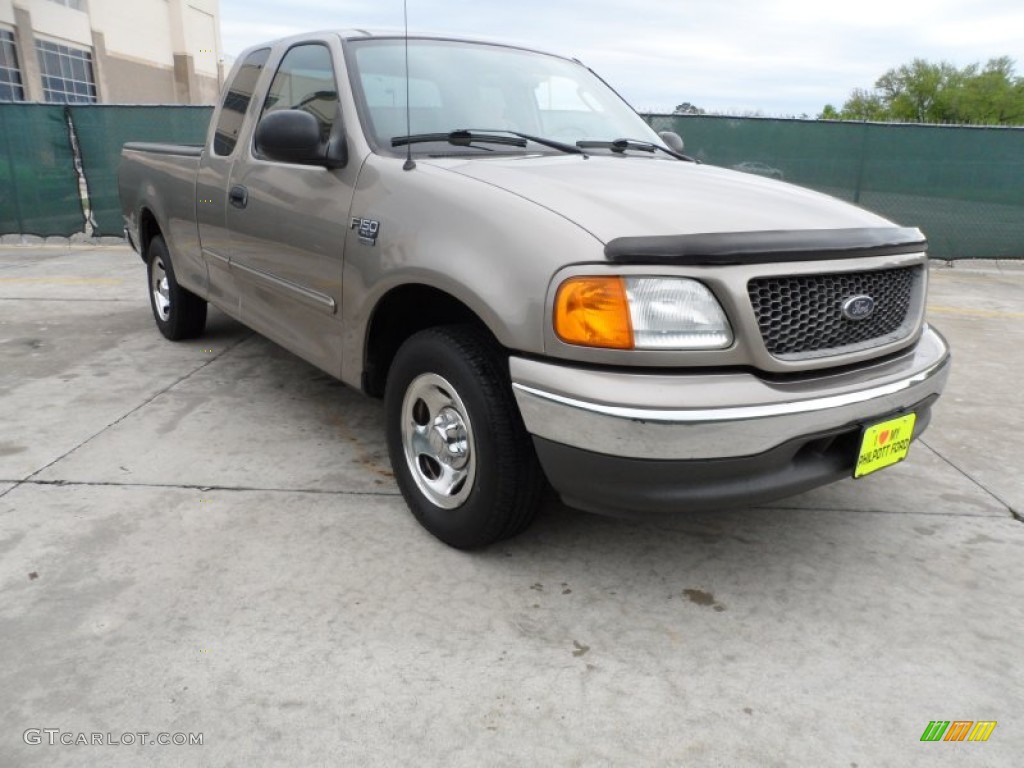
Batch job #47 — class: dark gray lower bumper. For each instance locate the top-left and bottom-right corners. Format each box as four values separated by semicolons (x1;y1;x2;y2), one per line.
534;396;936;516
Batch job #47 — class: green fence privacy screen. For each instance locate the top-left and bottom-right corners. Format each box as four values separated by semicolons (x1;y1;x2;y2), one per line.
645;114;1024;259
1;104;1021;258
69;105;213;236
0;105;83;236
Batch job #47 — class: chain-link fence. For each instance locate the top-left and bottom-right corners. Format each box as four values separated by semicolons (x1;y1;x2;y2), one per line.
645;114;1024;259
1;104;1022;258
0;105;83;236
70;106;213;235
0;104;211;239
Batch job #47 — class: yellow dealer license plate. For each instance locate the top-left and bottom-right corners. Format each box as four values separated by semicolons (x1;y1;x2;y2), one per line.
854;413;917;479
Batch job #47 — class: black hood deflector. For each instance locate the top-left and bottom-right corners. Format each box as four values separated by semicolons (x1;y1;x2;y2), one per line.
605;227;926;265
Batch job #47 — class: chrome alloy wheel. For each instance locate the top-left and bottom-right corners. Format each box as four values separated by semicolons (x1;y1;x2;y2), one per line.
151;256;171;321
400;372;477;509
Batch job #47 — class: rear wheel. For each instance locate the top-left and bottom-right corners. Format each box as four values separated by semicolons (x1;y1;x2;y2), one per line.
385;325;544;549
147;234;207;340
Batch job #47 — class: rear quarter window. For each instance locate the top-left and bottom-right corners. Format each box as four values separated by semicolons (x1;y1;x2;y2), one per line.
213;48;271;156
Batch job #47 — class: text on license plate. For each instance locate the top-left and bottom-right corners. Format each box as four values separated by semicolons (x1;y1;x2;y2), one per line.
854;413;917;479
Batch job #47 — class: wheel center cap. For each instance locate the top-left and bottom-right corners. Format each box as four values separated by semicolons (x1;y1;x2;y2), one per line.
429;407;469;468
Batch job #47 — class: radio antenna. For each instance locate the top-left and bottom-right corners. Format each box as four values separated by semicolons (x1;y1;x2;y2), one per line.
402;0;415;171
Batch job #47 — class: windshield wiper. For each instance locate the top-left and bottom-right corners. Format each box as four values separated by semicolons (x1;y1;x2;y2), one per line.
392;129;589;157
576;138;695;162
392;130;527;149
462;129;587;156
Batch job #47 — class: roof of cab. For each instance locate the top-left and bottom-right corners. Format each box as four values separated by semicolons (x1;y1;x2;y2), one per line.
235;29;575;64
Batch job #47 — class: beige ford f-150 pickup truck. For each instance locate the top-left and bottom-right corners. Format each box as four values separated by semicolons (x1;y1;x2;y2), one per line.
118;30;951;548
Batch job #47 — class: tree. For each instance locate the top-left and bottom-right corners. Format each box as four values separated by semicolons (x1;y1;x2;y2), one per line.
819;57;1024;124
673;102;705;115
875;59;962;122
834;88;889;121
956;57;1024;124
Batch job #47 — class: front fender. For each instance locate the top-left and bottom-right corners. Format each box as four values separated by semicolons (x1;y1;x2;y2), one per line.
339;157;604;387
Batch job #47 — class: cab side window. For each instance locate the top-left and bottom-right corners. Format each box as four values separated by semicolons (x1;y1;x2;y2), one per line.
213;48;270;156
259;44;339;147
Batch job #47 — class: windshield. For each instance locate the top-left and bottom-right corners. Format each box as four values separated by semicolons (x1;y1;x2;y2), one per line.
346;38;661;152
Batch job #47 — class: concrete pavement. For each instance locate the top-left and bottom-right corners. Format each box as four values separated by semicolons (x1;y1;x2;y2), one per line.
1;245;1022;767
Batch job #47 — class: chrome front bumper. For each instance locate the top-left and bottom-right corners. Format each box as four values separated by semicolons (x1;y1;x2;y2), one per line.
511;326;950;461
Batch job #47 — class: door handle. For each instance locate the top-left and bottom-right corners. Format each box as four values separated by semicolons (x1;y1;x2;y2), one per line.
228;185;248;209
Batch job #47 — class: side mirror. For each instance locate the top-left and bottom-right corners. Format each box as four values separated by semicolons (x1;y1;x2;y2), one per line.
255;110;334;166
658;130;685;153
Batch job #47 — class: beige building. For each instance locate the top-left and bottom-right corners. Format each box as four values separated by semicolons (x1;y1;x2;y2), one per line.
0;0;223;104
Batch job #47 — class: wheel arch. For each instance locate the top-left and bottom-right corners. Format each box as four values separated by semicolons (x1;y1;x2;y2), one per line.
361;283;501;398
138;208;162;259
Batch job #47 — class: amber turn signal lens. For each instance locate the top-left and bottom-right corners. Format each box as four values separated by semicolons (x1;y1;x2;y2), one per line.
554;276;634;349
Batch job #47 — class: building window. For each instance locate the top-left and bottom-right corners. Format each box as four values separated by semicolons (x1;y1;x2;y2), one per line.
36;40;96;103
0;30;25;102
46;0;87;11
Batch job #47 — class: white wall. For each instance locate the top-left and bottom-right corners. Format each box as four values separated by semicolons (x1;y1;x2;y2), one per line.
16;0;91;46
185;3;219;76
5;0;222;101
9;1;222;71
88;0;175;67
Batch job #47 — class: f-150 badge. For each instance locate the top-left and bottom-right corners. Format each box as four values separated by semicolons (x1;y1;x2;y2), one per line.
351;217;380;246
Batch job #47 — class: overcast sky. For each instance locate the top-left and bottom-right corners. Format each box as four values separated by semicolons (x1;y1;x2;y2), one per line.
218;0;1024;116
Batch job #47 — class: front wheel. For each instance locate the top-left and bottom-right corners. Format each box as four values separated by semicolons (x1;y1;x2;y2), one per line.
385;325;544;549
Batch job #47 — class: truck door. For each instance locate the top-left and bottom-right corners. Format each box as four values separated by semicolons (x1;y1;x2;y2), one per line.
224;41;357;375
196;47;271;310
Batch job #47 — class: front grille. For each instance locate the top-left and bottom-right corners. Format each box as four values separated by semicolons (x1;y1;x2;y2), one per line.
748;266;922;359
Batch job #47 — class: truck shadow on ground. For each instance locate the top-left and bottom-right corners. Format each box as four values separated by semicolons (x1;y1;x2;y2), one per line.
205;313;952;579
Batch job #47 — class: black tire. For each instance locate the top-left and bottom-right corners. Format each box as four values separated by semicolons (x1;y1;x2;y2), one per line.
385;325;544;549
146;234;207;340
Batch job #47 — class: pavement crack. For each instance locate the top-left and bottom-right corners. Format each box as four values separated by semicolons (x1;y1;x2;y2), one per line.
0;297;135;302
920;438;1020;523
3;332;255;497
756;504;1002;519
3;478;399;497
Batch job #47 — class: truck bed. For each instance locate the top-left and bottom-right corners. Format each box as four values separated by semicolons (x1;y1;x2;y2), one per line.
119;143;205;295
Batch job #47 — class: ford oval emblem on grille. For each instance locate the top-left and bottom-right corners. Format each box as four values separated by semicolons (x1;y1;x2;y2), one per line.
842;295;875;321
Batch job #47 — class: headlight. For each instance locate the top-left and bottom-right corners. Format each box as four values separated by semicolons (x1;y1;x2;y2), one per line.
554;276;733;350
624;277;733;349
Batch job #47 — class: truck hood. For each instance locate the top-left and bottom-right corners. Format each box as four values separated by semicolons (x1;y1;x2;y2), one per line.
430;155;892;245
